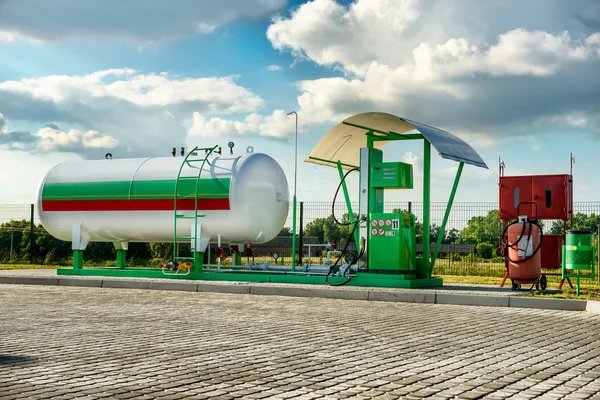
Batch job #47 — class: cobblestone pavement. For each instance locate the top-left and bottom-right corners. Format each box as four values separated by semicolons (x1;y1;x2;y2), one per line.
1;285;600;400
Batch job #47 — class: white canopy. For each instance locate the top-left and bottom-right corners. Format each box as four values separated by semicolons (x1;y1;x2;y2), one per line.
305;112;488;170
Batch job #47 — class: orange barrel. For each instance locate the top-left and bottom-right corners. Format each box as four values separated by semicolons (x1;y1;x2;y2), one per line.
506;221;542;284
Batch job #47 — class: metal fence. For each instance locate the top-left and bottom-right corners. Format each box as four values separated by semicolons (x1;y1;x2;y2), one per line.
2;202;599;279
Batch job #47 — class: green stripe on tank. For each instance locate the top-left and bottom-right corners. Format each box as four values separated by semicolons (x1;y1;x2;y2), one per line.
42;179;231;200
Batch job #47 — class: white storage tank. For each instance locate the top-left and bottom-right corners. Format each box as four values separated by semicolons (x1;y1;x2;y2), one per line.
36;148;289;246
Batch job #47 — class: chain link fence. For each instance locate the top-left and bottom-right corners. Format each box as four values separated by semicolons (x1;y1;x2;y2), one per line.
2;202;599;279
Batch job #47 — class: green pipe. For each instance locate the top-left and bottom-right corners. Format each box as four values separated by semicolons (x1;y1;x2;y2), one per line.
337;161;359;247
423;140;431;278
430;162;464;273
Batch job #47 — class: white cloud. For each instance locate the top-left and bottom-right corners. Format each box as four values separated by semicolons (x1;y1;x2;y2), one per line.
0;31;18;42
0;115;119;153
268;65;284;71
267;0;420;75
267;0;600;142
0;69;265;157
188;109;302;139
0;0;286;43
0;69;262;112
36;127;119;152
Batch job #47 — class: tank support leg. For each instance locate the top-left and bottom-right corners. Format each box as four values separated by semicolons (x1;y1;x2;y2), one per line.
193;252;203;273
73;250;84;269
116;250;126;269
113;242;128;269
71;224;90;269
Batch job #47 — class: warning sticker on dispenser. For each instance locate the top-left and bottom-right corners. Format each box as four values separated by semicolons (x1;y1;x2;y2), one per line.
392;219;400;230
385;231;396;237
378;228;385;235
378;219;385;226
371;220;378;227
371;228;378;236
385;219;392;226
517;236;533;257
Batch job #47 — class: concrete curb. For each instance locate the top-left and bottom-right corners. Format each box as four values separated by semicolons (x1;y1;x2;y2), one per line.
585;300;600;313
0;276;595;313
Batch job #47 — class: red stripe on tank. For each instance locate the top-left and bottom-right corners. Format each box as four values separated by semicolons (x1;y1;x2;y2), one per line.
41;198;230;212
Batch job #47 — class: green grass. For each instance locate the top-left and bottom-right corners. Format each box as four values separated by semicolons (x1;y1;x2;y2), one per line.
0;264;58;270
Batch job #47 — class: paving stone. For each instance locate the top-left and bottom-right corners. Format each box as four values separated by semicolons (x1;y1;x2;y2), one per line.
1;284;600;399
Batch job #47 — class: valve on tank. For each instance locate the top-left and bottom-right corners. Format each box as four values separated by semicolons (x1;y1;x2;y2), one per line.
243;245;254;263
215;247;225;260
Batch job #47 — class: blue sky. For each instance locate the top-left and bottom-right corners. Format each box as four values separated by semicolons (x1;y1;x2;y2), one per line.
1;0;599;207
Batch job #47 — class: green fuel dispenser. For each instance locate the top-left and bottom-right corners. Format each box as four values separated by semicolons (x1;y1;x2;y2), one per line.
562;230;596;296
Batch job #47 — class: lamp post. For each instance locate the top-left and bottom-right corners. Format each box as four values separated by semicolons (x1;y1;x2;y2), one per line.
287;111;298;272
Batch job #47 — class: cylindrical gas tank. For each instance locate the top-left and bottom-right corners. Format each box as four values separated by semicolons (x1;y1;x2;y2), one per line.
36;150;289;245
506;221;542;284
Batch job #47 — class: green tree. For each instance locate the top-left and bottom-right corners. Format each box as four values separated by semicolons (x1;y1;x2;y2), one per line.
278;227;292;236
0;220;29;262
571;213;600;234
550;221;565;235
304;217;327;243
446;228;461;244
460;210;501;246
476;243;495;259
304;213;359;244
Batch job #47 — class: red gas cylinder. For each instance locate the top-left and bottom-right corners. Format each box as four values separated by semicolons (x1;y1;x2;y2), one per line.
505;221;542;284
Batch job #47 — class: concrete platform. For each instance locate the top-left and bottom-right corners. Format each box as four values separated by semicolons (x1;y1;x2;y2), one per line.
1;269;596;313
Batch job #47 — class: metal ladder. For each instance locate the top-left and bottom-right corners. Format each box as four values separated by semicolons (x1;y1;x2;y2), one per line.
170;145;219;270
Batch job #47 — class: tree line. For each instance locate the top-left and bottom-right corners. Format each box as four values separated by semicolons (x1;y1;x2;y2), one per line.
1;211;598;264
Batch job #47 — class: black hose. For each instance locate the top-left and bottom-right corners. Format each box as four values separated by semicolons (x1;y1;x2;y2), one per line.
501;219;544;264
326;220;360;286
326;167;361;286
331;168;359;226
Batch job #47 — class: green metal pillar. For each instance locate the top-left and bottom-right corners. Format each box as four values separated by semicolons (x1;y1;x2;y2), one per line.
233;252;242;266
337;161;359;246
116;249;126;269
73;250;83;269
292;196;297;271
193;251;203;273
431;162;464;274
29;204;35;263
423;140;431;278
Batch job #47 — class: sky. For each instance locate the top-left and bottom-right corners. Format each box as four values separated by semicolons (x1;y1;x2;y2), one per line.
0;0;599;208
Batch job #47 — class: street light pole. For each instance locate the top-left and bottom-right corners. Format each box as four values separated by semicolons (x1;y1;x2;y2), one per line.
287;111;298;272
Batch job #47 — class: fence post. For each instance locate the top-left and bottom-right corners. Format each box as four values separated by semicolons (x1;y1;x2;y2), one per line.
10;230;14;261
408;201;412;214
29;203;35;263
299;201;304;266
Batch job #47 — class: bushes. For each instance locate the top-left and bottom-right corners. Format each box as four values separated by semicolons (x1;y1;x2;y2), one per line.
476;242;495;259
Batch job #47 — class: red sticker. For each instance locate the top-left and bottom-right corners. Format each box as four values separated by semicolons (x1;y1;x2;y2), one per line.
378;228;385;235
385;219;392;226
378;219;385;226
371;220;378;227
371;228;378;236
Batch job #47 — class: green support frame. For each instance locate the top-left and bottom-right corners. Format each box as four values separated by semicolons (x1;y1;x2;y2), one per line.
337;161;360;247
